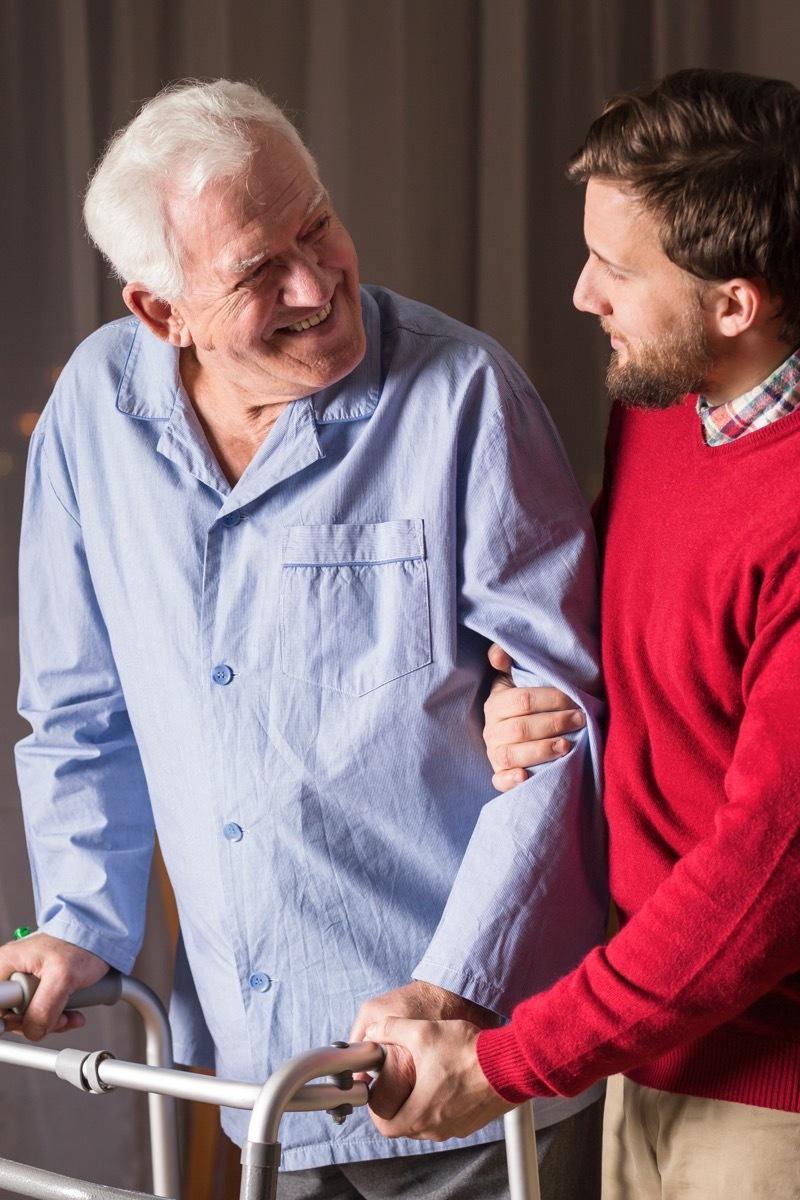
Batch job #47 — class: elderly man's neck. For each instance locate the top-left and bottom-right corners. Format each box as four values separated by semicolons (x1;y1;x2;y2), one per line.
180;348;290;485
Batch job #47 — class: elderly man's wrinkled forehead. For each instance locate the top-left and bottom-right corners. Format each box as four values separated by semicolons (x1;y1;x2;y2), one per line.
173;128;318;209
165;130;327;262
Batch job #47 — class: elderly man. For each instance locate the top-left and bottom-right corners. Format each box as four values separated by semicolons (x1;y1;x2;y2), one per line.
364;69;800;1200
1;81;606;1198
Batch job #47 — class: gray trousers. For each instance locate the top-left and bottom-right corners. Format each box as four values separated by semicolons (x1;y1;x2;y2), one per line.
277;1097;604;1200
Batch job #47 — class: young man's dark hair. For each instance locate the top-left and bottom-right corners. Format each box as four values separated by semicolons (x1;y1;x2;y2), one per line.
568;68;800;346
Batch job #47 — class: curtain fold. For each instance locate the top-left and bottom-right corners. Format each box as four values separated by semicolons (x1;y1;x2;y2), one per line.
476;0;531;364
58;0;101;344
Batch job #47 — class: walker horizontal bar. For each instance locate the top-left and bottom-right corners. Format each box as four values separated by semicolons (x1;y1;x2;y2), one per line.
0;1036;370;1113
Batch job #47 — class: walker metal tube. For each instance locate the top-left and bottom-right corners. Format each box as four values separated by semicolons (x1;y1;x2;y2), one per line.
503;1102;541;1200
0;1037;370;1113
245;1042;384;1146
0;1041;59;1072
118;977;179;1200
0;1156;161;1200
96;1058;370;1115
0;980;27;1010
239;1043;385;1200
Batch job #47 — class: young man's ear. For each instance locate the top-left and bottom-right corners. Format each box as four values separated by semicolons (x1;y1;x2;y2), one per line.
709;277;776;340
122;284;192;347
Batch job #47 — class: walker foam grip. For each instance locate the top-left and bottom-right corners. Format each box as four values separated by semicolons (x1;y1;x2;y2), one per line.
66;970;123;1009
8;972;37;1015
9;968;123;1013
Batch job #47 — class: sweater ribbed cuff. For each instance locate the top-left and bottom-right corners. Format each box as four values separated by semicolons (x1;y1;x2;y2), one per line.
476;1024;554;1104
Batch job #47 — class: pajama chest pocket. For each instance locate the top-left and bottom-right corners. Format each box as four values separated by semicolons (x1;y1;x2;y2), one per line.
280;520;431;696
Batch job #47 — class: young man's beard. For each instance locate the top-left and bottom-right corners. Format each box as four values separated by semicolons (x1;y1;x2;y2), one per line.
603;317;714;411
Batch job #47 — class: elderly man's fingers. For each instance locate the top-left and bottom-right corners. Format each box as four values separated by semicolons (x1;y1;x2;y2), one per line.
0;935;110;1041
348;980;473;1045
364;1017;509;1143
367;1043;417;1120
0;1010;78;1036
365;1014;417;1048
21;969;81;1041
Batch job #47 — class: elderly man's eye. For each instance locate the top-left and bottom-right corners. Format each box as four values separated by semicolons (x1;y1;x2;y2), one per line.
244;261;268;285
307;213;331;238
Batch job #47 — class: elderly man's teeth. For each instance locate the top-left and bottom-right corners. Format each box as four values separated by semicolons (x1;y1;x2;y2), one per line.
286;300;332;333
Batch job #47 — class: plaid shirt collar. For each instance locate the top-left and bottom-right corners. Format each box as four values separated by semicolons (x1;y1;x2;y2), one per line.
697;349;800;445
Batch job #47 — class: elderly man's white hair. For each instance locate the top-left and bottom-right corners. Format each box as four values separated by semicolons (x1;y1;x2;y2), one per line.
83;79;320;302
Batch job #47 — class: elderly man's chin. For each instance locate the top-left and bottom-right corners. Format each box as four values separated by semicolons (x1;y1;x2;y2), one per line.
268;300;367;396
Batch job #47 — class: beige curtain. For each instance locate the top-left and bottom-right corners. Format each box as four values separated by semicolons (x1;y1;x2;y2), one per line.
0;1;793;1192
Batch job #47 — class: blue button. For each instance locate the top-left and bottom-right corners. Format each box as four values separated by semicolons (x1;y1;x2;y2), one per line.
223;822;243;842
211;664;233;685
221;511;242;528
249;973;272;993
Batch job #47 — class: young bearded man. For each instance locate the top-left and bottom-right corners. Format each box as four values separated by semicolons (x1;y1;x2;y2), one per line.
363;69;800;1200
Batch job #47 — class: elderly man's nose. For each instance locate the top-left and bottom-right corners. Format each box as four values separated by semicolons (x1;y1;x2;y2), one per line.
279;255;329;307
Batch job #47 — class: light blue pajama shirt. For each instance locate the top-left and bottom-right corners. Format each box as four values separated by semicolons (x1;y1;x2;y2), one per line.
17;286;607;1168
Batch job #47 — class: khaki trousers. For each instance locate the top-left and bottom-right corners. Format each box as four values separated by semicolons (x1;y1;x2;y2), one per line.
602;1074;800;1200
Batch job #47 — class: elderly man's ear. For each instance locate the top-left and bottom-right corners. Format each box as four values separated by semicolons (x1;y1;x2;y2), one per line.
122;283;193;347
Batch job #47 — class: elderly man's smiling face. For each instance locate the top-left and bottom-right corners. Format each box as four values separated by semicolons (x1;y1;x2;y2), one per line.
165;131;366;407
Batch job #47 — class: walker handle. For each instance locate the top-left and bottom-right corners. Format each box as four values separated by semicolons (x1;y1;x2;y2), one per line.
5;968;123;1015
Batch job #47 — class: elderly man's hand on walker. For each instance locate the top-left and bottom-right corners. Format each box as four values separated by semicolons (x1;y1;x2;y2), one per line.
364;1015;516;1141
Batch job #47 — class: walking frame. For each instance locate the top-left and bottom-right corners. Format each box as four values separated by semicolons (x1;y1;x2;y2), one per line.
0;971;540;1200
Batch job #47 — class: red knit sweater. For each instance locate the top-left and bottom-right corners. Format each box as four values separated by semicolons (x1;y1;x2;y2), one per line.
477;397;800;1111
